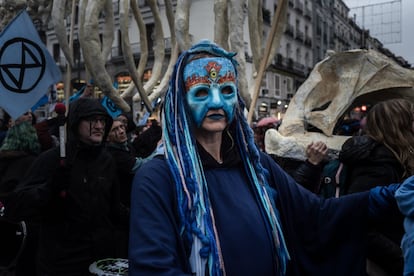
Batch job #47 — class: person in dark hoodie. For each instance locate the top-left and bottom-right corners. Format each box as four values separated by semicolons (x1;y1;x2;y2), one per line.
106;118;158;258
0;98;121;275
339;98;414;275
128;40;401;276
0;119;41;275
132;119;162;158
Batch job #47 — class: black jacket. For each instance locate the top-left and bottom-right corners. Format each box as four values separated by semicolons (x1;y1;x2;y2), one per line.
340;135;404;275
3;98;121;275
0;151;37;194
269;154;323;193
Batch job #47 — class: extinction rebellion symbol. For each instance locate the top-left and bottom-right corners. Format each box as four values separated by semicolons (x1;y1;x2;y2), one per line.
0;37;46;93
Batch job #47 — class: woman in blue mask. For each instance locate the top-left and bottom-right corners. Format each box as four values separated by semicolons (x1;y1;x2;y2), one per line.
128;40;401;276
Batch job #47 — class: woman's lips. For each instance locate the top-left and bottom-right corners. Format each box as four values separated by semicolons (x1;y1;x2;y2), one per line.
207;114;225;120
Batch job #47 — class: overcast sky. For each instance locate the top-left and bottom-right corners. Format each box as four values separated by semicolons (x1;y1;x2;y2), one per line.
343;0;414;65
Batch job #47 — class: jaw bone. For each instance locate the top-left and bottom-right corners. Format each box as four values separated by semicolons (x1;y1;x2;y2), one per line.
266;49;414;160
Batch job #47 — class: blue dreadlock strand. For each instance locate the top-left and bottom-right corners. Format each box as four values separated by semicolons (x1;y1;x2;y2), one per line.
235;98;290;275
162;39;289;276
163;46;220;275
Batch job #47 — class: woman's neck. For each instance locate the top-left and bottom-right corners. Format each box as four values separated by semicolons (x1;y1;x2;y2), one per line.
195;131;223;163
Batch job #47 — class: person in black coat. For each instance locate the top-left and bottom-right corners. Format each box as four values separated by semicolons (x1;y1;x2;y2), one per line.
0;120;41;275
266;139;328;193
132;119;162;158
1;98;121;275
106;118;157;258
339;98;414;275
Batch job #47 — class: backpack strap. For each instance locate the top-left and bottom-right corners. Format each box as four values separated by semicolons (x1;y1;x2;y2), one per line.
335;162;344;198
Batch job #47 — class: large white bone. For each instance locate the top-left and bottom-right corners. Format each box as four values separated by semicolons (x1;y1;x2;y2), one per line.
79;0;130;111
247;0;262;72
214;0;229;50
132;0;165;105
147;0;179;103
119;0;151;110
175;0;191;51
101;0;114;62
119;0;149;100
228;0;250;107
269;49;414;160
51;0;74;68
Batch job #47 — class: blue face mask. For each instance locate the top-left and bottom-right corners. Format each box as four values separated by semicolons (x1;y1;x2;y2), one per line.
183;57;238;128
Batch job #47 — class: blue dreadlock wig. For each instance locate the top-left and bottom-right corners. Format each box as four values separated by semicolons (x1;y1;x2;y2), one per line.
162;39;289;276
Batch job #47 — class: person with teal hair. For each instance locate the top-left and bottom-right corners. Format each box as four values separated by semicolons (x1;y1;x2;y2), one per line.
128;40;401;275
0;120;41;193
0;119;41;275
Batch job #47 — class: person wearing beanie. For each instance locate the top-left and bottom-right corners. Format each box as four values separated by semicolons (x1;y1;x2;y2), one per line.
0;120;41;275
1;98;122;275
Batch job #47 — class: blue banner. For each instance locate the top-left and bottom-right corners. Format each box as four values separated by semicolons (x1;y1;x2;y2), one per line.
0;10;62;119
31;93;49;112
101;96;123;118
69;85;85;103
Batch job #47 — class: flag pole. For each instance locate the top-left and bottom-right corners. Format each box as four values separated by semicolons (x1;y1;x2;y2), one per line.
61;0;77;160
64;0;76;111
247;0;287;124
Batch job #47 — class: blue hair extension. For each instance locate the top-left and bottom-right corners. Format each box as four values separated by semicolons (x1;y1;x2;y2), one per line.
162;46;221;274
235;96;290;275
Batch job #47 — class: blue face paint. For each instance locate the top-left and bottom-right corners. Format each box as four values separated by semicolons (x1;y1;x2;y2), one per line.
184;57;238;128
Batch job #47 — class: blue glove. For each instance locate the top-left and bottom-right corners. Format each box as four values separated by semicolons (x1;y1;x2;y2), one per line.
368;183;401;220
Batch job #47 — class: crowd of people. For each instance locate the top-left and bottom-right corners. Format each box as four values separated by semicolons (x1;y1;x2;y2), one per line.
0;97;162;275
0;39;414;276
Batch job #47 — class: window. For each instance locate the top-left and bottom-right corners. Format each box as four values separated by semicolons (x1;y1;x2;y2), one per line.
305;52;310;68
296;48;301;63
286;43;291;59
296;19;300;34
53;44;60;63
274;75;281;97
286;78;292;93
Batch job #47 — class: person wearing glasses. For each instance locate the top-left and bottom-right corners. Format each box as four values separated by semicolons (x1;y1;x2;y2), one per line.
0;98;122;275
106;118;158;258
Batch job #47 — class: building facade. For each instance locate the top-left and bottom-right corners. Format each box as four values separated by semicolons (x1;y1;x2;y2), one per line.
44;0;410;120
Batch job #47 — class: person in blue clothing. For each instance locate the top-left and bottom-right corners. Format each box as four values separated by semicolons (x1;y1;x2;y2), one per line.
128;40;401;276
396;175;414;276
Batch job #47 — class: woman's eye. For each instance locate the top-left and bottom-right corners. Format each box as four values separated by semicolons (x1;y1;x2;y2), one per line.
195;88;209;97
222;86;233;95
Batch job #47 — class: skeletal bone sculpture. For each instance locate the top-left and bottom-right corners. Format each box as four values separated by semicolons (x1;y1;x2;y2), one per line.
266;49;414;160
79;0;131;112
0;0;290;114
3;0;412;159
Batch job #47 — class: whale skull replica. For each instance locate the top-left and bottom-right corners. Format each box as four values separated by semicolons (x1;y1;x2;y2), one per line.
265;49;414;160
